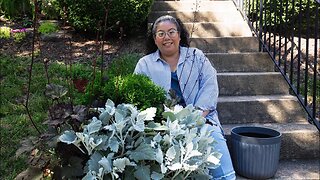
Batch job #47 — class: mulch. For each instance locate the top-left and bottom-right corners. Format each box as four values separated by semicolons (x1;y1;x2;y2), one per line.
1;19;147;64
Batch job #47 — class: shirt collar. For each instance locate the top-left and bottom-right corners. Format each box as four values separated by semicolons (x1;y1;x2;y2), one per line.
153;49;161;61
153;46;193;63
178;46;192;66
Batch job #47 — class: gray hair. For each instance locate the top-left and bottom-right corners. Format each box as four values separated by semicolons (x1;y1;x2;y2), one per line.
152;15;181;36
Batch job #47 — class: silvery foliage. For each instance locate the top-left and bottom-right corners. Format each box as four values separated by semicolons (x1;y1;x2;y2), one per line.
59;99;221;180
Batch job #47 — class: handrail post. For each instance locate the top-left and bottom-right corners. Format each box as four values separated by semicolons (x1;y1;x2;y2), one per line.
259;0;263;52
243;0;320;130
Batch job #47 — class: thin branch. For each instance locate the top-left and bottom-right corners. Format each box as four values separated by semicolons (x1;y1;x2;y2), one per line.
25;0;41;135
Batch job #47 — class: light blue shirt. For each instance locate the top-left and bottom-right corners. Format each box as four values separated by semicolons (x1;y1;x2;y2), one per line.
134;46;220;124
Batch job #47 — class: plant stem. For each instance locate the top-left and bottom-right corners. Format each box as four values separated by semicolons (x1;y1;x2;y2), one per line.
25;0;41;135
43;59;50;84
184;171;192;179
172;169;183;179
100;1;110;80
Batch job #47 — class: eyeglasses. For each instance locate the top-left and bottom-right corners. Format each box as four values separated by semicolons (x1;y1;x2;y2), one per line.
155;29;179;38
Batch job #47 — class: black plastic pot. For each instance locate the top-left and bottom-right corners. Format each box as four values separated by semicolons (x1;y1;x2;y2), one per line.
231;126;282;179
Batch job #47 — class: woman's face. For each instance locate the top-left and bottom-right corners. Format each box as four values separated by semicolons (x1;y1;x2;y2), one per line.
154;21;181;57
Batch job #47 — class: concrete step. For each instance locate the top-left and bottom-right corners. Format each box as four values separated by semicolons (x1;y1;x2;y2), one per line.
217;95;307;124
190;37;259;53
207;52;275;72
147;22;252;37
223;123;320;160
155;0;232;1
151;1;238;12
217;72;290;96
185;22;252;37
148;11;245;23
274;159;320;179
235;159;320;179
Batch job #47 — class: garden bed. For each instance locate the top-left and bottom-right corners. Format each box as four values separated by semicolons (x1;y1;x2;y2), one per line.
0;19;147;63
0;19;148;179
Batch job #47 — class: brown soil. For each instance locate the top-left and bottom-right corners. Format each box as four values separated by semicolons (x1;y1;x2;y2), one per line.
0;21;147;64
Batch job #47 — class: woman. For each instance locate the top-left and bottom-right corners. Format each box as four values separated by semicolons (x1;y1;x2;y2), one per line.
134;15;236;180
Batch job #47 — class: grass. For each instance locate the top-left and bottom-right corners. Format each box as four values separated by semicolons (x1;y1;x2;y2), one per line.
38;22;59;35
1;55;42;179
0;53;142;179
0;55;81;179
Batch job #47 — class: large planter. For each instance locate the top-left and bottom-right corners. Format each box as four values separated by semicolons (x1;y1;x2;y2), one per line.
231;126;282;179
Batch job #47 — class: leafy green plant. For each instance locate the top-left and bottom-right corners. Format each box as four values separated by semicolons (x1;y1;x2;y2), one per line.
80;53;141;106
14;84;91;179
107;53;141;78
58;99;221;179
0;26;11;39
13;31;26;42
41;0;62;19
0;0;32;19
22;17;33;28
247;0;318;36
71;63;93;79
104;74;166;112
38;21;59;35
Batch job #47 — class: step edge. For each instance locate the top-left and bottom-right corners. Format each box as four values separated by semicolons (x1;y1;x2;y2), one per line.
205;52;268;55
218;95;299;102
217;72;281;76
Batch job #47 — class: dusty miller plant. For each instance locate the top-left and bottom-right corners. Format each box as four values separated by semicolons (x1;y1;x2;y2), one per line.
59;99;221;179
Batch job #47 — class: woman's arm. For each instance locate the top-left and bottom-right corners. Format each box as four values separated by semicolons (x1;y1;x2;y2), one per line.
194;53;219;112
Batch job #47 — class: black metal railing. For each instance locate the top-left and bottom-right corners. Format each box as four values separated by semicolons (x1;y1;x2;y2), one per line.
234;0;319;130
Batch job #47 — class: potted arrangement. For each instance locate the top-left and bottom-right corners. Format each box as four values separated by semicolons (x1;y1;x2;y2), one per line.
70;63;92;93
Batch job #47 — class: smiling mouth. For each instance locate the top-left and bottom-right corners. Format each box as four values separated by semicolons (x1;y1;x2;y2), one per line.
163;42;173;46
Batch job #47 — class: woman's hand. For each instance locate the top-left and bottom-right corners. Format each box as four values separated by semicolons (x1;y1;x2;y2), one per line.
202;110;209;117
202;110;214;126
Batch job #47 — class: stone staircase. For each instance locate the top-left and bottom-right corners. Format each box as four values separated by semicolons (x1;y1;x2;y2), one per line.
148;0;319;179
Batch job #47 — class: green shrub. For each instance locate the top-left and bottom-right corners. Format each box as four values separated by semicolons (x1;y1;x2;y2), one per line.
107;53;141;78
12;32;26;43
0;0;32;19
1;0;62;20
79;53;141;105
41;0;62;19
71;63;92;79
80;72;107;104
53;62;93;80
38;22;59;35
61;0;153;34
251;0;318;36
104;74;166;111
0;27;11;39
